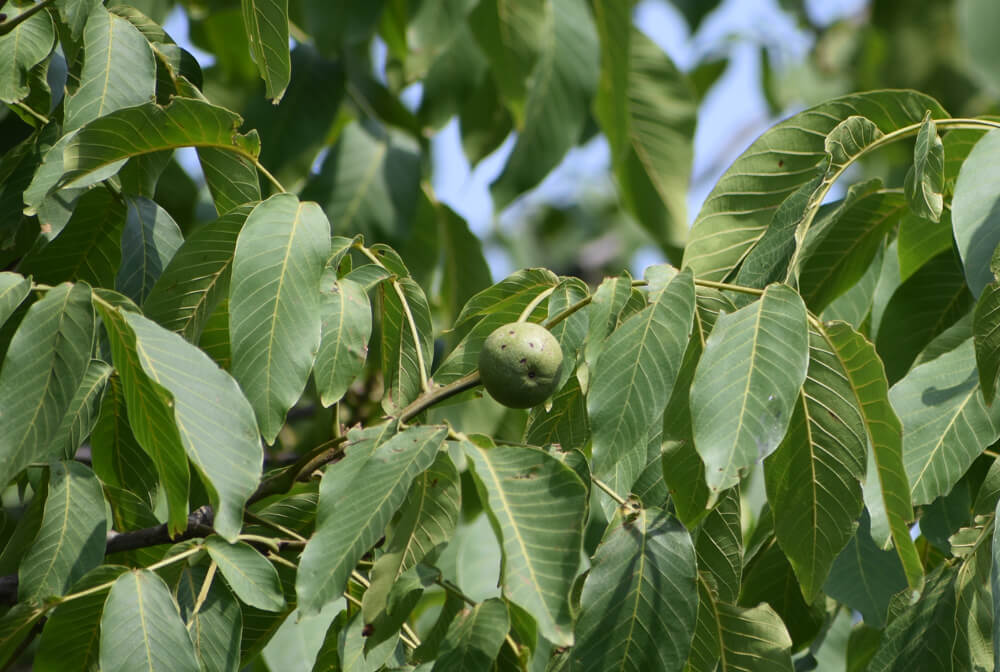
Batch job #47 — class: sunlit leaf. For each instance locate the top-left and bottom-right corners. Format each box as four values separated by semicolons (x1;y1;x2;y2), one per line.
825;115;883;173
0;0;55;103
684;90;945;279
953;127;1000;298
691;283;809;495
205;536;285;612
99;569;201;672
240;0;290;101
315;275;371;407
229;193;330;442
589;269;695;502
569;508;697;671
0;273;30;328
464;436;585;646
380;275;434;414
904;112;944;222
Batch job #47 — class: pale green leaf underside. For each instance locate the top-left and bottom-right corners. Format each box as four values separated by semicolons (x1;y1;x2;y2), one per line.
240;0;291;101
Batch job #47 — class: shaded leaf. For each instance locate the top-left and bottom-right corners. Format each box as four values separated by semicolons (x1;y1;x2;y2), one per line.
974;281;1000;404
896;209;953;282
48;359;111;461
432;598;509;672
0;602;46;668
240;0;290;101
0;0;55;103
174;563;242;672
825;115;883;172
568;508;697;671
315;275;371;407
694;486;742;603
0;283;95;486
117;196;184;304
90;372;158;504
380;276;434;414
296;425;446;614
229;193;330;442
0;273;30;328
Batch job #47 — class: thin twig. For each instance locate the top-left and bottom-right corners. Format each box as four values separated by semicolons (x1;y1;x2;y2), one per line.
187;562;218;630
591;476;627;506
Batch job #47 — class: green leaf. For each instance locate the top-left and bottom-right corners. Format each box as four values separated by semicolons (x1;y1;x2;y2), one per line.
205;536;286;612
891;338;1000;506
89;373;158;504
569;508;697;671
54;97;261;192
33;565;129;672
593;7;696;251
121;311;263;540
63;5;156;131
875;249;973;383
99;569;201;672
798;189;905;314
467;0;548;124
824;512;907;629
296;425;446;615
0;0;55;103
588;269;695;501
974;281;1000;404
453;268;558;328
48;359;111;461
489;0;599;208
315;275;371;407
0;273;30;327
240;0;291;101
0;283;95;486
691;283;809;495
432;598;509;672
380;276;434;414
143;204;253;341
364;451;460;621
764;325;868;601
174;563;242;672
867;565;967;671
684;90;945;280
694;486;742;603
198;146;263;216
229;193;330;443
19;187;126;288
825;115;884;172
463;436;587;646
18;461;105;600
904;112;945;222
525;373;589;453
117;196;184;304
824;322;923;590
301;122;421;241
953;127;1000;298
897;209;954;282
0;602;46;668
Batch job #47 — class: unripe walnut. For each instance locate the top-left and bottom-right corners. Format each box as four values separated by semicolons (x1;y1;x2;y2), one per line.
478;322;563;409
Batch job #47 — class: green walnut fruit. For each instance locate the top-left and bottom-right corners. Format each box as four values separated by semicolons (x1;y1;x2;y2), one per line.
478;321;563;409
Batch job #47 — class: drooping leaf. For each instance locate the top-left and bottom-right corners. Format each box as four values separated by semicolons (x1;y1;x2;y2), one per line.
568;508;697;671
0;0;55;103
18;187;126;287
121;312;263;540
380;276;434;414
764;325;868;601
0;283;95;486
48;359;111;461
53;97;261;193
489;0;599;208
174;563;242;672
18;461;105;601
63;4;156;131
116;196;184;304
99;569;201;672
823;322;922;590
205;536;286;612
825;115;884;173
589;269;695;502
432;598;510;672
229;193;330;442
904;112;945;222
798;189;905;314
684;90;945;279
691;283;809;495
296;425;446;615
240;0;291;101
593;5;697;252
33;565;129;672
463;436;587;646
891;338;1000;506
953;127;1000;298
875;248;973;383
364;451;460;621
143;204;253;341
824;511;907;629
974;281;1000;404
315;275;372;407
